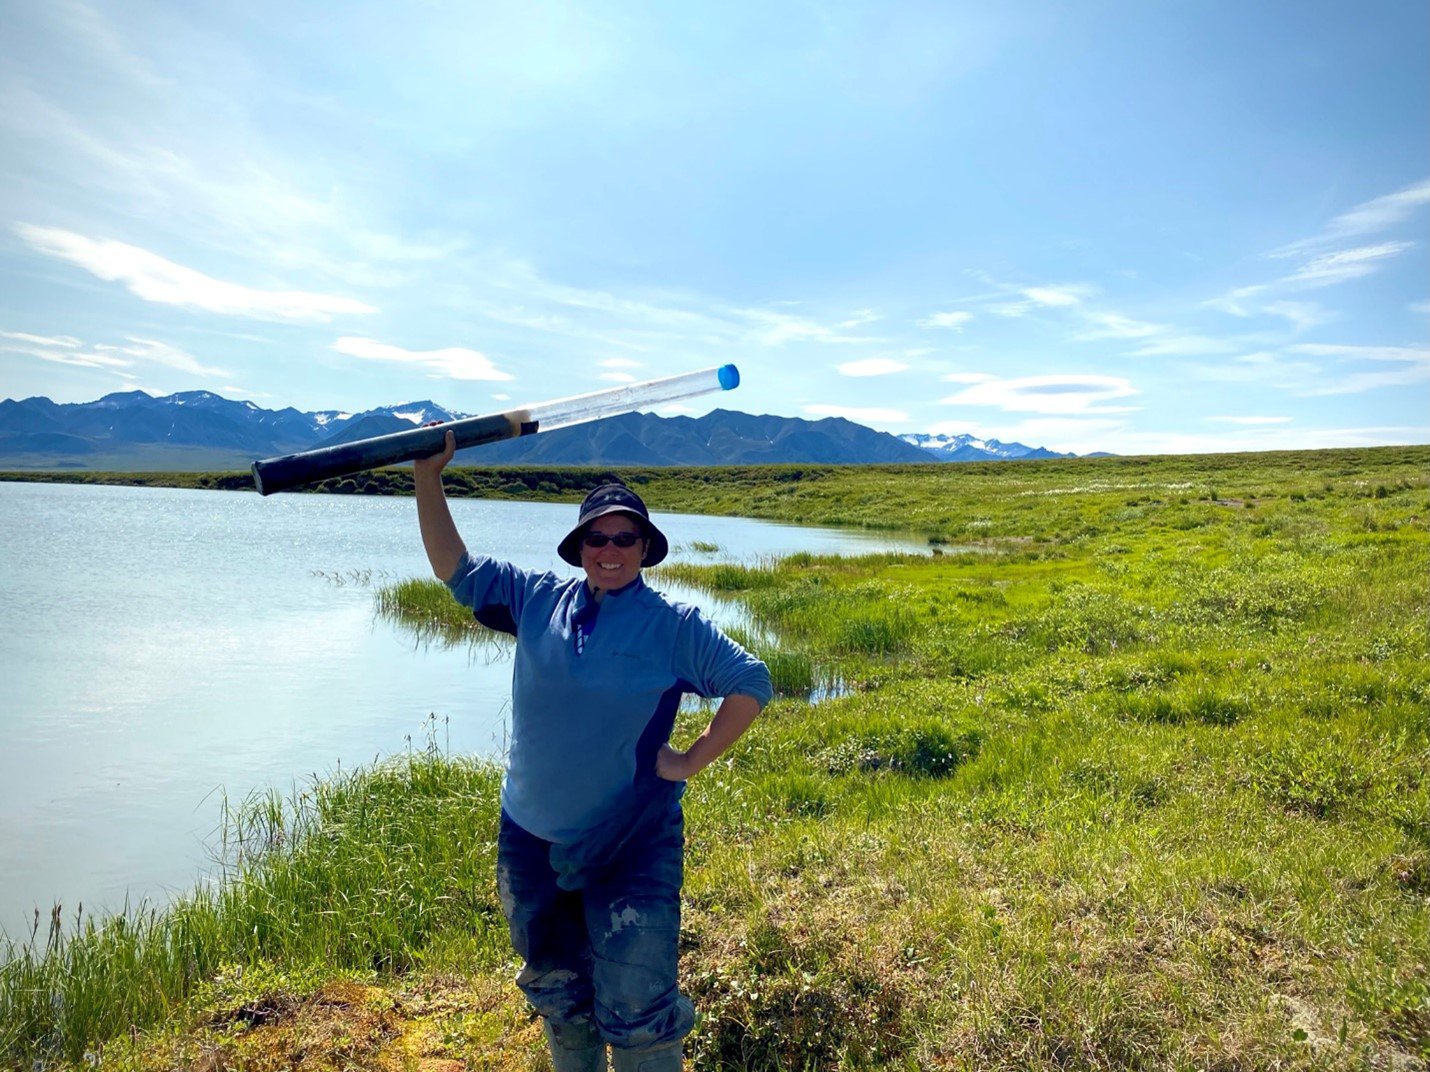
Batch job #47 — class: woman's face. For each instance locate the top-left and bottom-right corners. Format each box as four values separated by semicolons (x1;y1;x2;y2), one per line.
580;512;648;592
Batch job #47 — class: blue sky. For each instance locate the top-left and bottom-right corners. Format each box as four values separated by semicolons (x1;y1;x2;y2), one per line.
1;0;1426;455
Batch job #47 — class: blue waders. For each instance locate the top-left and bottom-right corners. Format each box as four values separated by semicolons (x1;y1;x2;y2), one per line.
497;794;693;1071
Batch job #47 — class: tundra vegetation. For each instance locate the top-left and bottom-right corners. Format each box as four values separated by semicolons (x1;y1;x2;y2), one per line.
1;446;1427;1071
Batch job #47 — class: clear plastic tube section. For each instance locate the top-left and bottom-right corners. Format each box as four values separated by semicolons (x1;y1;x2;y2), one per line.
517;363;739;432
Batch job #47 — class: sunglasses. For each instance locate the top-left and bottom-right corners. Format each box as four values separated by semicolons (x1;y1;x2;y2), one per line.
582;531;644;549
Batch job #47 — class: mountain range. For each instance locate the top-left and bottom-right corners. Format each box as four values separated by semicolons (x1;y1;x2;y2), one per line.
0;390;1077;470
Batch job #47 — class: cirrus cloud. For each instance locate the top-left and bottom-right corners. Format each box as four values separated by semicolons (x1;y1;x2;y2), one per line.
332;337;513;381
15;224;377;322
0;330;227;377
1022;285;1089;307
1286;342;1429;363
917;310;974;330
940;374;1140;415
106;336;229;378
1280;242;1414;289
1273;178;1430;255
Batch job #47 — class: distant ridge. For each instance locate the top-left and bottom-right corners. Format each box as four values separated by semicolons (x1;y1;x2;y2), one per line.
0;390;1078;470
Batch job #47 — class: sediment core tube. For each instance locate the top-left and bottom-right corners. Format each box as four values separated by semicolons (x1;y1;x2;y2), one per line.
251;363;739;495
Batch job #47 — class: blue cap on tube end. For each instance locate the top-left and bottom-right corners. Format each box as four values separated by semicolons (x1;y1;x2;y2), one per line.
717;363;740;390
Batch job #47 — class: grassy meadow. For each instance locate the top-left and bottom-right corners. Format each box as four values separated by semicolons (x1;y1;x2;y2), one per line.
1;445;1427;1071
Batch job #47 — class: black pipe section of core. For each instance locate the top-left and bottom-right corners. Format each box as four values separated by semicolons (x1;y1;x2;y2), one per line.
251;411;532;495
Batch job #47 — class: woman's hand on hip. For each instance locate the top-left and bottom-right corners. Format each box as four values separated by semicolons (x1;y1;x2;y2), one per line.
655;744;696;782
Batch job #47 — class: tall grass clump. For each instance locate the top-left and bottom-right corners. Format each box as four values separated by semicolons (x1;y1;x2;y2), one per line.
760;649;817;697
0;751;505;1068
831;604;916;656
658;560;781;592
374;577;511;648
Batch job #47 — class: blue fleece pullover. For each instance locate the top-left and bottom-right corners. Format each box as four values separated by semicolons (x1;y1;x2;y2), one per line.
446;553;772;844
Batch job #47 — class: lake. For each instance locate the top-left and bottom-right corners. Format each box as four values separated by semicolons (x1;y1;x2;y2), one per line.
0;480;925;938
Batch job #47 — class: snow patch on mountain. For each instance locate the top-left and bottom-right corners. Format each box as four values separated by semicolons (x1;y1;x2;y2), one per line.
901;432;1074;461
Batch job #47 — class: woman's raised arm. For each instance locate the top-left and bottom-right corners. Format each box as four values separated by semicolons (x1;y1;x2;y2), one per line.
413;428;468;582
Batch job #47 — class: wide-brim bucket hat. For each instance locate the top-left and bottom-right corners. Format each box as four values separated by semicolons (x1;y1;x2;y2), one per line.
557;482;670;567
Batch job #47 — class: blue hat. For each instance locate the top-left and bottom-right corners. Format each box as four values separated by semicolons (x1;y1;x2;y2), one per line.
557;482;669;567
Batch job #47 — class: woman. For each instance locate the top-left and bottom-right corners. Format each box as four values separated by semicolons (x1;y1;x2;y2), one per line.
414;430;771;1072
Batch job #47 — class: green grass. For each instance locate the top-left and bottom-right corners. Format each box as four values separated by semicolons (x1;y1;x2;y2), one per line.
1;746;507;1066
3;444;1428;1070
372;576;510;648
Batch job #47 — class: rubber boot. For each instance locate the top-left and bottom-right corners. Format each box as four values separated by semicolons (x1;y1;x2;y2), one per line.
609;1042;683;1072
542;1018;607;1072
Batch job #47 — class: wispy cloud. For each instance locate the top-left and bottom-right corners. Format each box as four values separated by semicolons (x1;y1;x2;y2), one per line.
1183;351;1320;387
48;0;171;92
598;371;637;383
917;310;973;330
1203;298;1330;332
0;330;226;377
1286;342;1429;363
332;337;514;381
0;84;416;292
1127;333;1237;357
599;358;643;369
837;357;909;377
1186;342;1430;397
839;309;881;328
1273;177;1430;255
1206;415;1292;425
804;403;910;423
16;225;377;322
0;331;82;348
737;307;875;346
982;283;1094;319
1209;180;1429;315
940;374;1140;415
1022;285;1089;307
1276;241;1414;290
925;273;1096;319
478;260;884;357
1075;312;1164;340
1259;301;1330;331
1282;341;1430;395
105;337;229;377
1298;365;1430;396
2;341;132;372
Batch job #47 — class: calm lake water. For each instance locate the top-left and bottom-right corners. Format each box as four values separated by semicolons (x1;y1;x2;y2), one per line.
0;480;924;938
